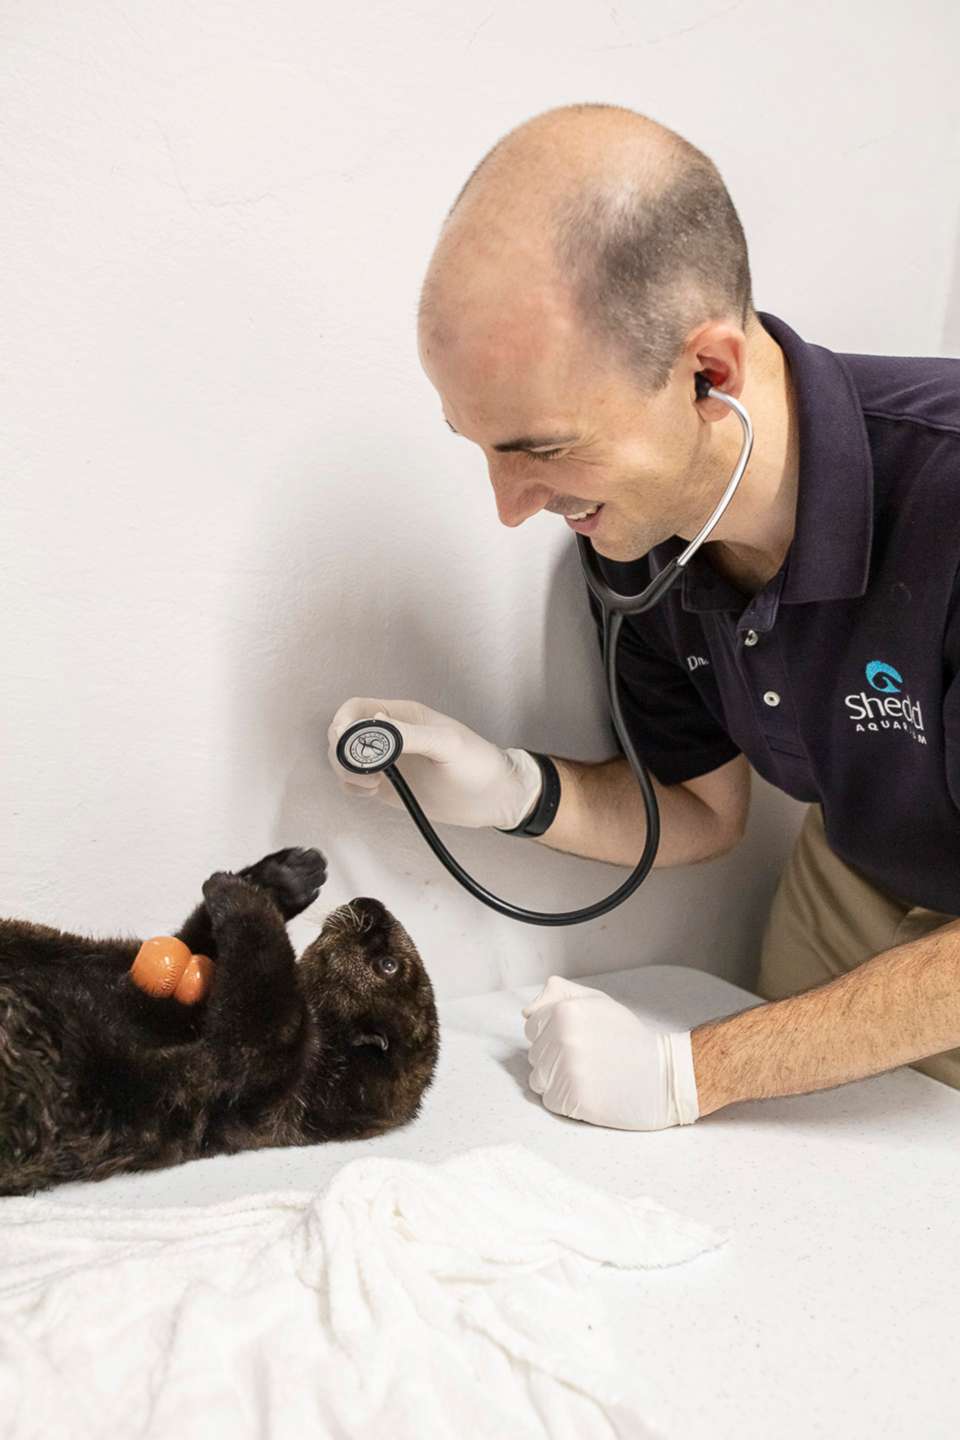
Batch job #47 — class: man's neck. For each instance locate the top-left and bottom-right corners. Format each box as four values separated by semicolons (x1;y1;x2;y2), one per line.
701;321;800;596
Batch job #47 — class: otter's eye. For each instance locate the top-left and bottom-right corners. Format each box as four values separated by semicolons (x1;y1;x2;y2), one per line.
376;954;399;977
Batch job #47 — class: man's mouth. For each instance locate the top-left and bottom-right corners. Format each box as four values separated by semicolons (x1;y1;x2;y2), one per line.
560;503;604;535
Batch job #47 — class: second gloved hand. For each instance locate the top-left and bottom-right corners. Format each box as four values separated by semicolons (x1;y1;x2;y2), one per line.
328;697;543;830
523;976;700;1130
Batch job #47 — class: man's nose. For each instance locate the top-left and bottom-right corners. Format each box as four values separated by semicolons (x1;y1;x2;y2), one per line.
487;464;552;528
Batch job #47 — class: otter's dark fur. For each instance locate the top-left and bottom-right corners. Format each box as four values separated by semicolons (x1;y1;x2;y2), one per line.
0;848;439;1195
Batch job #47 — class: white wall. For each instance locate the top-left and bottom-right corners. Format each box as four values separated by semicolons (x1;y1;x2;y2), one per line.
3;0;958;1000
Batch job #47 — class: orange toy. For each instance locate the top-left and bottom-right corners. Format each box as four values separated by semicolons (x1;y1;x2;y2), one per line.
130;936;215;1004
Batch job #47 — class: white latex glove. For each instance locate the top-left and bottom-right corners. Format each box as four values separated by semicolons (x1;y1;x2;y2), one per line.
522;976;700;1130
327;697;544;830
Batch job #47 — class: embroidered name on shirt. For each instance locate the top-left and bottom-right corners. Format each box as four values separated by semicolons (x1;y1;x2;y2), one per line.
845;659;926;744
687;655;710;672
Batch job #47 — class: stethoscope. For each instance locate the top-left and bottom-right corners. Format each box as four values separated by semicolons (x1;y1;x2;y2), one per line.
337;373;753;926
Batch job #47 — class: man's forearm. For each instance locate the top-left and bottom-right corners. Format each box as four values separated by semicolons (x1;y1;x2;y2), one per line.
692;920;960;1117
534;754;744;868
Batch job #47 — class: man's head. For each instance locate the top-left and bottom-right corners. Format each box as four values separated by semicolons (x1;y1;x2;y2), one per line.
418;104;762;562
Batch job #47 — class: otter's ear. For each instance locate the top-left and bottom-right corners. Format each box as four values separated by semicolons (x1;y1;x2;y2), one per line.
351;1030;389;1052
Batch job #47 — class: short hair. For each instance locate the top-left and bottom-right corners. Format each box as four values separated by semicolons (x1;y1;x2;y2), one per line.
444;106;754;391
552;132;754;390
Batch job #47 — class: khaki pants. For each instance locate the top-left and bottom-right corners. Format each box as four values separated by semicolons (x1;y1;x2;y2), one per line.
756;804;960;1089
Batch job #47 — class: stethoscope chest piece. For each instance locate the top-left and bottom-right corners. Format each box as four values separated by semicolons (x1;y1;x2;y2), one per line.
336;718;404;774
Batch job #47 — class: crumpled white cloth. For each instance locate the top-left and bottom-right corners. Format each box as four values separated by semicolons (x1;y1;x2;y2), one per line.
0;1144;725;1440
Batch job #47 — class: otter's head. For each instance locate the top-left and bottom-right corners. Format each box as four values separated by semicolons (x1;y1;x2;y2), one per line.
297;897;439;1137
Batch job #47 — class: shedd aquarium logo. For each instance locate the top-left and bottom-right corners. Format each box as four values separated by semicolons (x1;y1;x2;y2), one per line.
845;660;926;744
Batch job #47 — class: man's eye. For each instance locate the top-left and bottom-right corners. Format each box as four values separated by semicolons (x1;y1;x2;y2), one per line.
527;449;564;463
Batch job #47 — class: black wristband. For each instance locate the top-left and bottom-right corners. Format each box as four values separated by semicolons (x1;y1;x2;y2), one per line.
496;752;562;838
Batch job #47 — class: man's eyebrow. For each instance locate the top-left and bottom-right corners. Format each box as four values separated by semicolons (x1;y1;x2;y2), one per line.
442;417;577;452
492;434;578;453
446;417;575;449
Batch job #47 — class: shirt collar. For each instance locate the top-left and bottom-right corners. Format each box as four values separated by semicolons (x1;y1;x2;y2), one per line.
680;310;875;615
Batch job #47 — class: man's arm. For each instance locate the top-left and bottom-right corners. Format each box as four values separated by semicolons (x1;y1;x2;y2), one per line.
328;698;750;865
537;752;751;868
692;918;960;1116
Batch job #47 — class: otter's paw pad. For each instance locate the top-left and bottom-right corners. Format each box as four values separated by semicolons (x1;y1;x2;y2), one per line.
241;847;327;919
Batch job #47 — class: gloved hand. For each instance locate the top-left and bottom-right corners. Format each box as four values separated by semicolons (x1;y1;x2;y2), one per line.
522;975;700;1130
327;697;544;830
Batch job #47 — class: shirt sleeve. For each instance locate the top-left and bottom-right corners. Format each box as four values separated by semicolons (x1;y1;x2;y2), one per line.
586;587;741;787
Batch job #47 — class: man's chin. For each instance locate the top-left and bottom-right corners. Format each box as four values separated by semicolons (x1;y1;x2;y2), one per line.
588;531;660;564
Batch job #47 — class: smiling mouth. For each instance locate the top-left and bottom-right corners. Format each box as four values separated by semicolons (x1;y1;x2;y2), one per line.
555;503;605;535
547;498;603;519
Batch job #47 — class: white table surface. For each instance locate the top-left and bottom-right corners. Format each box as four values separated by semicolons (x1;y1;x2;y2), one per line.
55;963;960;1438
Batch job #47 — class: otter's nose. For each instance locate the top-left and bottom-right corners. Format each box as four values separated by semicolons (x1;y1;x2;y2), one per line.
349;897;389;931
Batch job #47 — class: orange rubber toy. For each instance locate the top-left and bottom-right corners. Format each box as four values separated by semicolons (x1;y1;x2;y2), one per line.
130;936;214;1004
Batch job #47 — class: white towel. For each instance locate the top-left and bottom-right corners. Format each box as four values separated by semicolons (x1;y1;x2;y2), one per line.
0;1144;725;1439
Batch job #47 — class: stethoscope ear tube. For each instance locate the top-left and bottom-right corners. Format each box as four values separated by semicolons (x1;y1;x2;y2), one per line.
628;557;683;612
577;384;753;613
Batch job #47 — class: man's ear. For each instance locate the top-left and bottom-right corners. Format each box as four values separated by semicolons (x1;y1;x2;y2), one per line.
351;1030;389;1052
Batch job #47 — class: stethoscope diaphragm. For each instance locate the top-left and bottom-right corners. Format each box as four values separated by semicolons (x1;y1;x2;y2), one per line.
336;719;404;775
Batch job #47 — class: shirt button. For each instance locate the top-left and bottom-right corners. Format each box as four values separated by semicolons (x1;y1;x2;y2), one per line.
763;690;781;708
744;629;759;647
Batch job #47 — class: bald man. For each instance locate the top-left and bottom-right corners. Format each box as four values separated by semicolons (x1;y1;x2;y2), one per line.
330;104;960;1131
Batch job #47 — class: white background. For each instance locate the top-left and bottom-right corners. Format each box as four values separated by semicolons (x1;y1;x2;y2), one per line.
3;0;959;999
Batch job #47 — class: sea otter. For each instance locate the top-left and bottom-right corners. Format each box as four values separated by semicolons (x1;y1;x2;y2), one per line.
0;847;439;1195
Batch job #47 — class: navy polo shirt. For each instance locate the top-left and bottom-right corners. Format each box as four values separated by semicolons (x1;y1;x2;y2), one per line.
590;311;960;913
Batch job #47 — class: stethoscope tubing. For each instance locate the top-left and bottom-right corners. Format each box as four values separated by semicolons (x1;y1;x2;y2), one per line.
362;382;753;925
380;615;661;925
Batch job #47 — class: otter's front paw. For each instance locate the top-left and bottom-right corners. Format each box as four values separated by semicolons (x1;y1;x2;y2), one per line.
238;847;327;920
201;871;265;928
